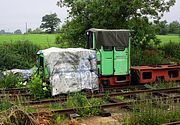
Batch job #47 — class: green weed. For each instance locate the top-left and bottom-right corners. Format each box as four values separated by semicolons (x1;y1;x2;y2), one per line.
145;81;180;89
162;42;180;60
66;93;105;117
131;47;169;66
124;98;180;125
0;41;39;70
53;114;68;124
49;103;63;110
28;73;51;100
0;73;22;88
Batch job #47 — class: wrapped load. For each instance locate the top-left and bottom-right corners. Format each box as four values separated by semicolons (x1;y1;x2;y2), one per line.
39;47;98;95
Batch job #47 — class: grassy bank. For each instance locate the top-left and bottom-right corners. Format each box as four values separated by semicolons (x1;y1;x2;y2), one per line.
157;34;180;44
0;34;57;48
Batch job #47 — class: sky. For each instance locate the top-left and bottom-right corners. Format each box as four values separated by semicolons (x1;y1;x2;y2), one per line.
0;0;180;33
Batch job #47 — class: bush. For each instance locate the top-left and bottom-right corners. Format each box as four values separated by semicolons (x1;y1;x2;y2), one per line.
55;35;62;44
131;47;169;66
0;41;39;70
28;73;51;100
0;73;22;88
163;42;180;60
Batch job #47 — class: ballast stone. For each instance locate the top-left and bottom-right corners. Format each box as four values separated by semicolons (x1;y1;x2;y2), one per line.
39;47;98;95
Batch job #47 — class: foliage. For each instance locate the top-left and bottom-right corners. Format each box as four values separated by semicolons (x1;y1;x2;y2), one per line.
145;81;180;89
40;13;61;33
49;103;63;110
125;99;180;125
55;35;62;44
155;20;180;35
0;100;13;112
66;93;104;116
24;106;37;113
0;41;39;70
162;42;180;60
28;73;51;100
53;114;68;124
155;20;169;35
14;29;22;34
57;0;175;48
0;73;22;88
28;28;43;34
131;47;169;66
169;21;180;34
115;96;125;101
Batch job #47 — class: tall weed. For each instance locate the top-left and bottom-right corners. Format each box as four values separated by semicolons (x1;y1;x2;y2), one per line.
163;42;180;60
0;41;39;70
28;73;51;100
66;93;104;116
124;98;180;125
0;73;22;88
131;47;169;66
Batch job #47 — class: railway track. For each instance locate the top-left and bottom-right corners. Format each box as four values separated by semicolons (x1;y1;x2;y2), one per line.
0;85;179;100
23;87;180;105
0;87;28;94
0;84;147;100
31;95;180;116
0;84;146;94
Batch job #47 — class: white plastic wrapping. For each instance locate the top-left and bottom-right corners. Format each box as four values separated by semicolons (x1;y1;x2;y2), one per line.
40;47;98;95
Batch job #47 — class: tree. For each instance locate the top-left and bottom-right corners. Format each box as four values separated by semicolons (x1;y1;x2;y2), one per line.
169;21;180;34
14;29;22;34
0;30;5;34
155;20;169;35
31;28;43;34
57;0;176;48
40;13;61;33
27;28;32;34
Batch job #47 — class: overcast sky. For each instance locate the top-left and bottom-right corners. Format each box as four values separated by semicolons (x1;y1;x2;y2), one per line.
0;0;180;33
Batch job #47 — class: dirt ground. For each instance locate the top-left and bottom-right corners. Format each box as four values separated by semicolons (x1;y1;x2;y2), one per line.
77;107;127;125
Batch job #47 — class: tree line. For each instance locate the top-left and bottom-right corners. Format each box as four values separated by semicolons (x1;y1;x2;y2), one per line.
57;0;176;48
154;20;180;35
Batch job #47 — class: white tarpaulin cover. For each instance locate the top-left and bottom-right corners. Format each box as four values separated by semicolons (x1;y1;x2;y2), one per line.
39;47;98;95
3;69;33;80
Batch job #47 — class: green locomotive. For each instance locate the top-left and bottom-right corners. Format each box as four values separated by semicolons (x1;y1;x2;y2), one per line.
37;28;131;88
86;28;131;87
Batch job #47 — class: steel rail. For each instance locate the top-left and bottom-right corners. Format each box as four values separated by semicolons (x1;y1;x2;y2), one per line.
161;121;180;125
0;88;28;94
23;87;180;105
31;95;180;116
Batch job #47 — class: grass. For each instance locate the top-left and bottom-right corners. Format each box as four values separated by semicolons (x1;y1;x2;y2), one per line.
124;98;180;125
157;34;180;44
145;81;180;89
0;34;58;48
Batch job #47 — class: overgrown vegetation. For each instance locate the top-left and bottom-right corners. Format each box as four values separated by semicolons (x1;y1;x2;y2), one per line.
0;73;22;88
124;98;180;125
145;81;180;89
162;42;180;60
28;73;51;100
131;47;170;66
66;93;105;116
57;0;175;48
0;41;39;70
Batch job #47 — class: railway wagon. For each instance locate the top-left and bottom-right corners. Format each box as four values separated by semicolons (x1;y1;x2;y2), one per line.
86;28;131;87
131;64;180;84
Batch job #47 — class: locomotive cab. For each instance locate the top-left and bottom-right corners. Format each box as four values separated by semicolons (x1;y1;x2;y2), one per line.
86;28;131;87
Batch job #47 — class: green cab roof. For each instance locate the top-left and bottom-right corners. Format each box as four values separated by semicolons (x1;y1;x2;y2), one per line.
87;28;131;49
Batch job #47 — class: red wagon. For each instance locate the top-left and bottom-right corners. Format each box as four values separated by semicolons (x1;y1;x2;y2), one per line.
131;64;180;84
